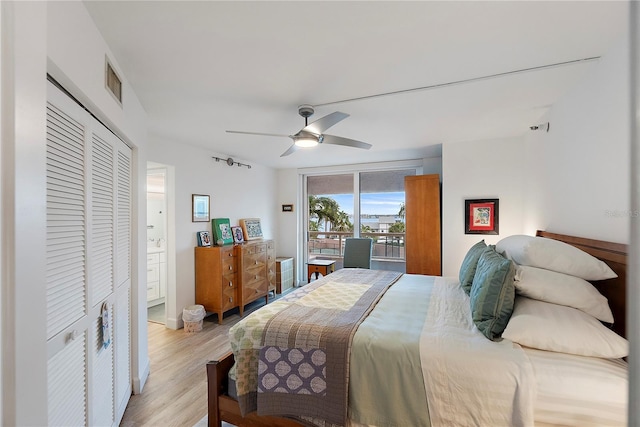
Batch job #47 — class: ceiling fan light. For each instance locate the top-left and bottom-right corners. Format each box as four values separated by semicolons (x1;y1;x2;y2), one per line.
294;136;318;148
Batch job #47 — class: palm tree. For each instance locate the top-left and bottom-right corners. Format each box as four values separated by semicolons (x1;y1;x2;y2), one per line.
398;203;405;219
309;195;340;231
332;211;353;232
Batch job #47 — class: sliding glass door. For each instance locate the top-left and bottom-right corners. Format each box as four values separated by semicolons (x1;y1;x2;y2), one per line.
304;166;417;273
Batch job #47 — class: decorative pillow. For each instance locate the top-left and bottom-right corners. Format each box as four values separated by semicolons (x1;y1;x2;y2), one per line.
514;265;614;323
459;240;487;294
502;297;628;358
470;248;516;340
496;235;617;281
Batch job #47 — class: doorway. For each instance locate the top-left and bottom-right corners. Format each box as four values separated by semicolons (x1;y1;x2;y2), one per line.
146;164;169;324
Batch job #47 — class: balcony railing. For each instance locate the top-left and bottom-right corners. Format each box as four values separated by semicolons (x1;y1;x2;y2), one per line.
308;231;405;261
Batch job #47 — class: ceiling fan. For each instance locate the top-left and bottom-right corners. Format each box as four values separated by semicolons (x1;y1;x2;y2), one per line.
226;105;372;157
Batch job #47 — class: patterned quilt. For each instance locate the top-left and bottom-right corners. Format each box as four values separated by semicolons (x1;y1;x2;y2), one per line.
229;268;402;426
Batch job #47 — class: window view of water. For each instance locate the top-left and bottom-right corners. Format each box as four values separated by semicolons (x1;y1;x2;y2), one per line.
308;192;406;261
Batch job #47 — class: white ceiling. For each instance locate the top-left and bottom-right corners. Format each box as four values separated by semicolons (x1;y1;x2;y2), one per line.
82;1;628;170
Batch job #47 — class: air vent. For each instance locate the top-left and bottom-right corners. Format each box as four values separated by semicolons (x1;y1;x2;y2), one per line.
105;58;122;105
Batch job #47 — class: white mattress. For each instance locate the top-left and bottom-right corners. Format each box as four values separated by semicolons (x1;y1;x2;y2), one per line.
524;347;628;427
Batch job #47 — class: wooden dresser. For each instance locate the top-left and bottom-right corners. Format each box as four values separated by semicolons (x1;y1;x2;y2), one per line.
195;239;275;324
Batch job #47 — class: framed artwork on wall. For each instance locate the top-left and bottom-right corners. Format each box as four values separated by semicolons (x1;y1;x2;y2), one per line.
211;218;233;245
239;218;263;240
231;226;245;244
465;199;499;235
192;194;210;222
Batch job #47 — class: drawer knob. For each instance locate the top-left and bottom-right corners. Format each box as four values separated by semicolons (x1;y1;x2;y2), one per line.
255;289;259;293
255;260;258;265
229;266;232;270
228;282;233;287
229;297;233;302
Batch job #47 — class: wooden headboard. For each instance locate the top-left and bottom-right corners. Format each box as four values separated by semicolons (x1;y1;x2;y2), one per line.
536;231;628;338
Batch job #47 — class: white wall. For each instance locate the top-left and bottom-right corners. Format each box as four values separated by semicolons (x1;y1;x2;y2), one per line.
442;137;526;276
146;137;277;328
523;33;630;244
276;168;300;260
442;32;630;277
1;2;48;425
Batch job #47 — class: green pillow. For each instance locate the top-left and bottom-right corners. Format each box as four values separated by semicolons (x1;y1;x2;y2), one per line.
470;248;516;341
459;240;487;294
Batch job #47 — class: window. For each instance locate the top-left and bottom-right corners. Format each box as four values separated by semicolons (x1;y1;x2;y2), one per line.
304;165;418;271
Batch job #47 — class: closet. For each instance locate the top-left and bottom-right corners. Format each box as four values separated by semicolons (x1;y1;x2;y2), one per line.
404;174;441;275
45;80;132;425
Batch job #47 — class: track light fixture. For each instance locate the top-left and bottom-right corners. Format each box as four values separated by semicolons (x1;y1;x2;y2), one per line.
212;156;251;169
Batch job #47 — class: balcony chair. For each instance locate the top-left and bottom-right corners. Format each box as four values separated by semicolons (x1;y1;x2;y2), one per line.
343;237;373;269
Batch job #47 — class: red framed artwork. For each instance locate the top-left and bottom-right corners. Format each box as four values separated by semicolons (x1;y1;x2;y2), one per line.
465;199;499;235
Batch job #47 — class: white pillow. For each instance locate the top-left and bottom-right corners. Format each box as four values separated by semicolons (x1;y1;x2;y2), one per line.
514;265;614;323
496;235;617;280
502;297;628;359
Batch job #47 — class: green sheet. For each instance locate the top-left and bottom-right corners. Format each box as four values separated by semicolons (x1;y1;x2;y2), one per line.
349;274;434;427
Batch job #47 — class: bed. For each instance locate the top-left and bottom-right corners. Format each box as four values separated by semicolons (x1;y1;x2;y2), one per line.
206;231;628;427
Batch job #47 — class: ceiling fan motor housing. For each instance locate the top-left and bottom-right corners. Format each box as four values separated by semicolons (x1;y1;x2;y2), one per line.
298;104;315;118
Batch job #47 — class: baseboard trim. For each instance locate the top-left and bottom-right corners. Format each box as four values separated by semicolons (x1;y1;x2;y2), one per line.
133;356;150;394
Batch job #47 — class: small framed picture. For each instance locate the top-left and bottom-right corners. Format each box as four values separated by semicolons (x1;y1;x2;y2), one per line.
239;218;263;240
197;231;211;247
192;194;210;222
211;218;234;245
465;199;499;235
282;204;294;212
231;226;245;244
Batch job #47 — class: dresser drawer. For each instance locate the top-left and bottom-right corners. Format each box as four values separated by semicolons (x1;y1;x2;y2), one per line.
222;287;237;311
243;279;267;303
222;256;236;273
147;253;160;264
221;246;235;259
243;243;266;255
221;273;237;290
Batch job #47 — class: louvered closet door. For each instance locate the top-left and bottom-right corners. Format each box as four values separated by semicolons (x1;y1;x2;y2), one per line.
46;80;132;427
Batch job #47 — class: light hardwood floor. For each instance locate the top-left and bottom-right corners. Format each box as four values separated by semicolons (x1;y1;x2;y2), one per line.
120;298;270;427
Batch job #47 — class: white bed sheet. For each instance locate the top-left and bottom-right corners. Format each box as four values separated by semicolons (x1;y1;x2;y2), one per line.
523;347;628;427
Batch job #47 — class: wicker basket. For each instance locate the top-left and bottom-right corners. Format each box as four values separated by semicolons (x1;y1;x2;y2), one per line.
184;319;203;333
182;304;205;333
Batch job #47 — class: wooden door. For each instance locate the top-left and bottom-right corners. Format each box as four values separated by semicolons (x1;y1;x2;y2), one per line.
405;175;441;275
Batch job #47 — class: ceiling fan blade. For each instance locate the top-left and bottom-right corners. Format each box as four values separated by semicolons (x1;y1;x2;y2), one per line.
322;134;372;150
280;144;300;157
226;130;291;138
302;111;349;135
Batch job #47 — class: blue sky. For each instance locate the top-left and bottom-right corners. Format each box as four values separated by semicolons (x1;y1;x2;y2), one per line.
319;192;405;216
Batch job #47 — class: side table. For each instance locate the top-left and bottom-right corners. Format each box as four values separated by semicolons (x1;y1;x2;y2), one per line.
307;259;336;282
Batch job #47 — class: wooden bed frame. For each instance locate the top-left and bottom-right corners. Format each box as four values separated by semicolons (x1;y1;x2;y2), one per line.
206;231;628;427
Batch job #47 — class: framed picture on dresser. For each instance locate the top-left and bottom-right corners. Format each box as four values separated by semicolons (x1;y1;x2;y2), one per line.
231;226;245;244
211;218;233;245
239;218;263;240
197;231;211;247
